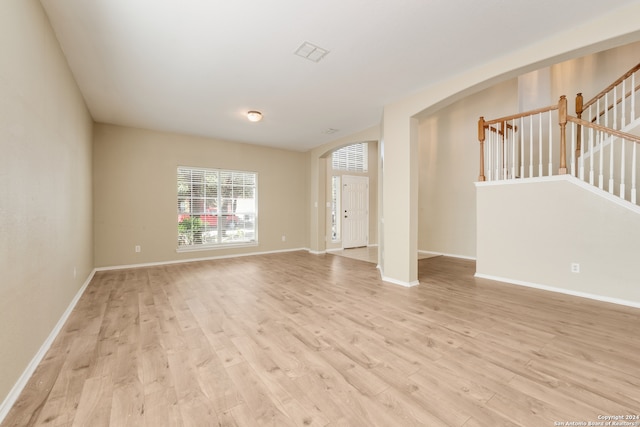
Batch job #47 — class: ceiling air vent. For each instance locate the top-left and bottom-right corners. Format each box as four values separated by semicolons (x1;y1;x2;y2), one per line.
294;42;330;63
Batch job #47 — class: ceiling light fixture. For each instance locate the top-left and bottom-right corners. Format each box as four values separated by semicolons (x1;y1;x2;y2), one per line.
247;111;262;122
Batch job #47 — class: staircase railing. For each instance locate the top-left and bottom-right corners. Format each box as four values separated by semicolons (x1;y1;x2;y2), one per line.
568;116;639;204
478;95;640;205
477;97;565;182
575;62;640;160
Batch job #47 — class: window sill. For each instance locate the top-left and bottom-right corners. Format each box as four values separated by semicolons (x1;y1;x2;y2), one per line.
176;241;258;253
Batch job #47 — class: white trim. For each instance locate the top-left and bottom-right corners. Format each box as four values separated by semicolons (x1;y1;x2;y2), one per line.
564;175;640;214
325;248;343;253
326;243;378;254
307;249;327;255
475;174;640;214
176;241;258;253
381;275;420;288
0;269;96;424
475;174;568;187
96;248;308;272
418;250;477;261
475;273;640;309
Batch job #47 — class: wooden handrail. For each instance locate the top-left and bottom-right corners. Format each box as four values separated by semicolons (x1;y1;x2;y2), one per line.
478;95;567;181
483;103;559;126
478;63;640;192
580;62;640;113
580;82;640;123
567;115;640;144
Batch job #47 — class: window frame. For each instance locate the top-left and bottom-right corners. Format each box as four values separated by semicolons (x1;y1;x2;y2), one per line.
177;166;258;252
331;175;341;242
332;142;368;172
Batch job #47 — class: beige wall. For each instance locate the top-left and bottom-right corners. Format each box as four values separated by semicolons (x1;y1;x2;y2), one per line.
381;2;640;284
0;0;93;406
476;177;640;305
418;79;518;258
551;41;640;105
418;42;640;259
93;124;309;267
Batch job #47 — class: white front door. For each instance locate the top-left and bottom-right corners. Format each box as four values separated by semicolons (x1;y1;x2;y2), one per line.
342;175;369;249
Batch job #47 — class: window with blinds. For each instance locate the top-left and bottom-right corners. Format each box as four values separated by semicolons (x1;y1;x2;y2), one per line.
331;176;341;241
332;142;368;172
177;167;257;249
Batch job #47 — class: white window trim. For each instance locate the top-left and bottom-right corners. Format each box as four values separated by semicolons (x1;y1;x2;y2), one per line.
177;166;258;251
332;142;368;172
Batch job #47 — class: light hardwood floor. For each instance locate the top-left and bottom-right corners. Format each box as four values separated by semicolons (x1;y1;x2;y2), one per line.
330;246;437;264
3;252;640;426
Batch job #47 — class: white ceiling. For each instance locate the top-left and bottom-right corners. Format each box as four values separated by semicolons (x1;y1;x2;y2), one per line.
40;0;638;151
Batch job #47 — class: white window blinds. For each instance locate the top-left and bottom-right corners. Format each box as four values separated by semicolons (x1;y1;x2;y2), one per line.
177;167;257;248
332;142;368;172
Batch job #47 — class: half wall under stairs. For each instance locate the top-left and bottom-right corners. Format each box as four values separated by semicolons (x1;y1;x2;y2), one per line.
475;175;640;307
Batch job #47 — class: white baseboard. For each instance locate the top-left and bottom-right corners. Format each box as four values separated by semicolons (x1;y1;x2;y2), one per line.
419;250;476;261
325;244;378;253
381;275;420;288
0;269;96;424
475;273;640;309
96;247;309;271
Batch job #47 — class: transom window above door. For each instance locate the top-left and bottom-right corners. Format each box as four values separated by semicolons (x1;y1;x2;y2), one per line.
332;142;368;172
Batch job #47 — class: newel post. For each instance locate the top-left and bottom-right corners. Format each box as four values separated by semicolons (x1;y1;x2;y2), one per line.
478;117;486;181
558;95;568;175
575;93;583;168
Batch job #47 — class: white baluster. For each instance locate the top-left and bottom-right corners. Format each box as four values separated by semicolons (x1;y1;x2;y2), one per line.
495;126;500;180
599;131;604;190
604;93;609;129
548;111;553;176
487;128;492;181
538;112;543;177
632;142;637;204
579;123;585;181
622;78;627;129
511;119;516;179
520;117;524;179
589;127;595;185
632;72;636;123
609;134;615;194
613;86;617;130
502;122;507;180
571;122;576;177
527;115;532;177
620;138;626;199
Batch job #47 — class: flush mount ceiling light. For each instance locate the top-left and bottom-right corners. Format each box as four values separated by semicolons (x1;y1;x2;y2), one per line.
294;41;330;63
247;111;262;122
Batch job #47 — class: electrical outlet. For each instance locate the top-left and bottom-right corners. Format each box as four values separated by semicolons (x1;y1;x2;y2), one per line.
73;267;77;278
571;263;580;273
135;245;141;253
281;235;286;242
